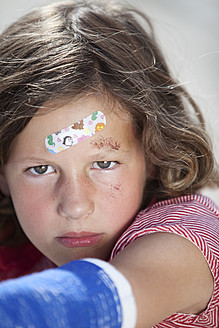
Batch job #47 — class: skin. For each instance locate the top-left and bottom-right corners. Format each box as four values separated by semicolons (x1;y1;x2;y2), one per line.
0;95;214;327
1;95;147;265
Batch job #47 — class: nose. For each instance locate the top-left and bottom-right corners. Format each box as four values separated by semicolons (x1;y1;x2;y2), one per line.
57;175;94;221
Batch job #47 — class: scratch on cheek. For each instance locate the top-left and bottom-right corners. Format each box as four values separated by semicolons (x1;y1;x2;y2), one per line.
110;184;121;193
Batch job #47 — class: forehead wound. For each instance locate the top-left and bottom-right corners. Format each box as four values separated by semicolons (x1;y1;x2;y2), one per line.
45;111;106;154
91;137;120;151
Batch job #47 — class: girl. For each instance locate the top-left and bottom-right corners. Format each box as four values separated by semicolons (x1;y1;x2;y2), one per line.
0;1;218;327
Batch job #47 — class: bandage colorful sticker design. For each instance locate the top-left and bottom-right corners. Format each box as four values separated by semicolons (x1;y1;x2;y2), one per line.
45;111;106;154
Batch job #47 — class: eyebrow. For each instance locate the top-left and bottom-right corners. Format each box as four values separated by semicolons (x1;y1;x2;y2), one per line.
90;137;120;151
15;157;52;166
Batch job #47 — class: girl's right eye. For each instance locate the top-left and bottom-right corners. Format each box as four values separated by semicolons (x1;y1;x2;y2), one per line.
28;165;55;175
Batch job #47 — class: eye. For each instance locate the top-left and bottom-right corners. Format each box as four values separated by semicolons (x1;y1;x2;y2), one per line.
28;165;55;175
92;161;118;170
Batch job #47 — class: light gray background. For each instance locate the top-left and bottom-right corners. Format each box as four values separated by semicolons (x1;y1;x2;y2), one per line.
0;0;218;205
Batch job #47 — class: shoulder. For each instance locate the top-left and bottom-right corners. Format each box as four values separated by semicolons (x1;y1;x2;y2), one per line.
110;194;219;327
110;194;219;259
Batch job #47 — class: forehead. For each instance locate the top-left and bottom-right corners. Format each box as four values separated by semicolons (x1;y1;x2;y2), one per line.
36;95;130;132
9;95;137;158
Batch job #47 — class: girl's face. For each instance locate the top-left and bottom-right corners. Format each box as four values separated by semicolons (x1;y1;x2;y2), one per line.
1;96;147;266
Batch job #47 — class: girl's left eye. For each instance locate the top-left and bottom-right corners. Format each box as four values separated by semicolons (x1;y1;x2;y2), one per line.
92;161;118;170
28;165;55;175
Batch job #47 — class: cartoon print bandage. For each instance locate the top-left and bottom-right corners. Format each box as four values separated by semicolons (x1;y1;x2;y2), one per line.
45;111;106;154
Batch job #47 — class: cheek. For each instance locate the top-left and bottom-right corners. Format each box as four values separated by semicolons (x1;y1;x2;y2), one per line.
10;183;52;235
102;177;143;224
97;180;141;246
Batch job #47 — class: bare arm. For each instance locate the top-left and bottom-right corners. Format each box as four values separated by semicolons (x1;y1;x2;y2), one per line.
0;232;213;328
111;232;214;328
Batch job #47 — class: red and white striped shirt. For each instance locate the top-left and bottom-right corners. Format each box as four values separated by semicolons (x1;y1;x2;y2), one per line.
110;194;219;327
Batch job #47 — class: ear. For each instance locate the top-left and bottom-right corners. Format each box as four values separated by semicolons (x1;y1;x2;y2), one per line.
0;167;10;196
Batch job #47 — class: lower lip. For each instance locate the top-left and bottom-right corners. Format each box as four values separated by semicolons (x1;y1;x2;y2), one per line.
56;234;103;248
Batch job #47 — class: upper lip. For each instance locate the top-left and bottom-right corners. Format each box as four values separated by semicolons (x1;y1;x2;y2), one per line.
58;231;101;238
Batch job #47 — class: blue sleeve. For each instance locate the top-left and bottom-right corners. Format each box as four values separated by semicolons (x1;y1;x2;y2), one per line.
0;260;122;328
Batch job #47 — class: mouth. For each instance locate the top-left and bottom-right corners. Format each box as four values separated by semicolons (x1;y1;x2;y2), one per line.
56;231;103;248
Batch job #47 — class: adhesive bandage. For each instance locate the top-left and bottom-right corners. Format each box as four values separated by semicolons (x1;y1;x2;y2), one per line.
45;111;106;154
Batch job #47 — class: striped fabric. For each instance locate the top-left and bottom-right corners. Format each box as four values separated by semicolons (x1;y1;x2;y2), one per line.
110;194;219;327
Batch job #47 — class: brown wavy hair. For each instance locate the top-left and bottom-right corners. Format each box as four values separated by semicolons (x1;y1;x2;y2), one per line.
0;0;218;245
